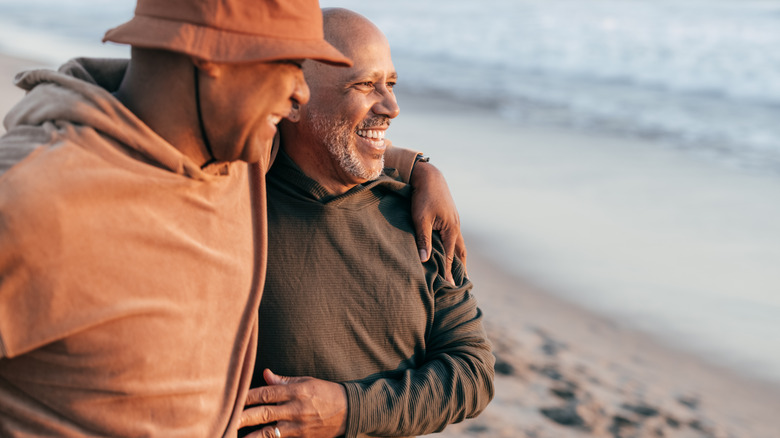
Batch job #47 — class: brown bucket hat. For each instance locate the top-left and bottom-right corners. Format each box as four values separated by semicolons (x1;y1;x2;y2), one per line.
103;0;352;66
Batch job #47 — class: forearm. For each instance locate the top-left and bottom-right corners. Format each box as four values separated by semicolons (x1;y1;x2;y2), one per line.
341;274;495;437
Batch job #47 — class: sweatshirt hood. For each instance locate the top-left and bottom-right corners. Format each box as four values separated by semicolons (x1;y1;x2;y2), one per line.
4;57;212;179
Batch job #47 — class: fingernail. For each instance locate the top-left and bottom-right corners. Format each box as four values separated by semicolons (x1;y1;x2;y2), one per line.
419;249;428;261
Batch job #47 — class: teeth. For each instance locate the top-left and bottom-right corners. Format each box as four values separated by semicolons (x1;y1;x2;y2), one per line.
269;115;282;124
357;129;385;140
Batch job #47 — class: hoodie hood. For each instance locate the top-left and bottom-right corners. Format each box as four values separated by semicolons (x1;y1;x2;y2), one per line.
4;57;214;180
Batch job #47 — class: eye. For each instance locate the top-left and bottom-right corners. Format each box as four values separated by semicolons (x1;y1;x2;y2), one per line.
276;59;304;69
353;82;375;92
386;81;396;90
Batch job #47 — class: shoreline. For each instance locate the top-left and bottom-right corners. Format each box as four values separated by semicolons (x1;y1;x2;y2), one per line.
2;52;780;436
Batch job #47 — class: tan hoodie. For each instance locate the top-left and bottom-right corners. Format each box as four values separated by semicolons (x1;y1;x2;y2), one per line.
0;58;267;437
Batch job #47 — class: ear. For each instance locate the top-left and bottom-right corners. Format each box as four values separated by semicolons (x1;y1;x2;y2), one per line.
192;58;222;78
285;101;302;123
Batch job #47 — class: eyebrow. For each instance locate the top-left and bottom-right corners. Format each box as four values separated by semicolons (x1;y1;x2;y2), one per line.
346;70;398;83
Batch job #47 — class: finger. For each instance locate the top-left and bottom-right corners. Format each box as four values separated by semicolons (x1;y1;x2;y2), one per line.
264;369;310;386
245;384;294;406
440;226;458;284
414;221;433;262
241;423;290;438
239;404;280;430
455;233;468;279
264;422;298;438
263;368;289;386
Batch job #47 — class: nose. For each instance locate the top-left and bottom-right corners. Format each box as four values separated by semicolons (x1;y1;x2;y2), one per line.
290;70;310;106
372;85;400;119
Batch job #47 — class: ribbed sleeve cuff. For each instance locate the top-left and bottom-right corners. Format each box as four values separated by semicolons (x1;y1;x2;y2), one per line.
342;381;364;438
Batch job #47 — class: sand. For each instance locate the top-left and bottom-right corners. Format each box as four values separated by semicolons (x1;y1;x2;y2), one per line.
2;54;780;438
429;243;780;438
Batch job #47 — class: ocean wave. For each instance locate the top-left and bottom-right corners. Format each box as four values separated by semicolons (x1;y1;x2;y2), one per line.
2;0;779;173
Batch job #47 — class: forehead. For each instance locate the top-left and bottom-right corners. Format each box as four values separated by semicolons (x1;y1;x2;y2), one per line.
337;36;395;81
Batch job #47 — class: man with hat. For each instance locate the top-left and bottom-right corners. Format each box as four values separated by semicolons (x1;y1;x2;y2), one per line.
0;0;463;436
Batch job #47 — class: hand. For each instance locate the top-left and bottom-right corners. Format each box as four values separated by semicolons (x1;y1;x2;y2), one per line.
239;369;348;438
409;160;468;284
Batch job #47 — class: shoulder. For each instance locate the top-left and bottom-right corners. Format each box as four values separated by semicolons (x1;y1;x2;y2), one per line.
0;136;95;238
369;173;412;198
0;124;58;177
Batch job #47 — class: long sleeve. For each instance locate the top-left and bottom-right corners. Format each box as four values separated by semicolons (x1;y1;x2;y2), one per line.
383;143;421;184
341;251;495;438
261;159;494;438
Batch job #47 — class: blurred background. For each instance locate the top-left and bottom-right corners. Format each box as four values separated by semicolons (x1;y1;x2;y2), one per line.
1;0;779;388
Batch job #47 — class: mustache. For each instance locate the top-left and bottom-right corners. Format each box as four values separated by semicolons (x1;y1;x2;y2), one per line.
358;116;391;130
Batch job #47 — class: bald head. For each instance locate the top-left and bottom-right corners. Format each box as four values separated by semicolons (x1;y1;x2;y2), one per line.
322;8;388;56
299;9;386;83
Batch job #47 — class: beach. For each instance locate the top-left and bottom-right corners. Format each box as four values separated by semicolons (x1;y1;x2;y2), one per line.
2;52;780;438
431;242;780;438
386;90;780;437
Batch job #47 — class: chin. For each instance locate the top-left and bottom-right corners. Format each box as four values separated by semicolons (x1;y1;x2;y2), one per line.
242;136;275;165
367;163;384;180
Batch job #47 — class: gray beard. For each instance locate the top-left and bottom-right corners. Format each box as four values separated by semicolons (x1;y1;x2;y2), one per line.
309;111;385;181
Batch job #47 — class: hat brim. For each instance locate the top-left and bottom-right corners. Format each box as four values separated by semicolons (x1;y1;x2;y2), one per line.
103;16;352;67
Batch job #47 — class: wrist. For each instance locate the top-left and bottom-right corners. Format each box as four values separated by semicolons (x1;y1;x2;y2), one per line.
409;155;433;186
337;383;348;437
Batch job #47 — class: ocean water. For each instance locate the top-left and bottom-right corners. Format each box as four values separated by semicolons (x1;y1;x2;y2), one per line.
1;0;780;383
337;0;780;175
2;0;779;171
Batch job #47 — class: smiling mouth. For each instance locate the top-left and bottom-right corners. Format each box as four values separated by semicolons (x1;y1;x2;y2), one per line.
356;129;386;148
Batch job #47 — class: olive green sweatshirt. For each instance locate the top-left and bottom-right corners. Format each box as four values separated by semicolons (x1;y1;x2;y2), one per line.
256;150;495;438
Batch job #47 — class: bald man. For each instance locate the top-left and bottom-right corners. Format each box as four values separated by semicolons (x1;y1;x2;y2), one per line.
239;9;494;438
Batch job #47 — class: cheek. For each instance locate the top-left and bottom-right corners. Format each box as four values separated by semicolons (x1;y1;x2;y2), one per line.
247;74;294;111
248;92;275;115
355;103;377;123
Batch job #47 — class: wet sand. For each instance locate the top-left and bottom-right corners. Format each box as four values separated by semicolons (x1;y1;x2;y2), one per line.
433;241;780;437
